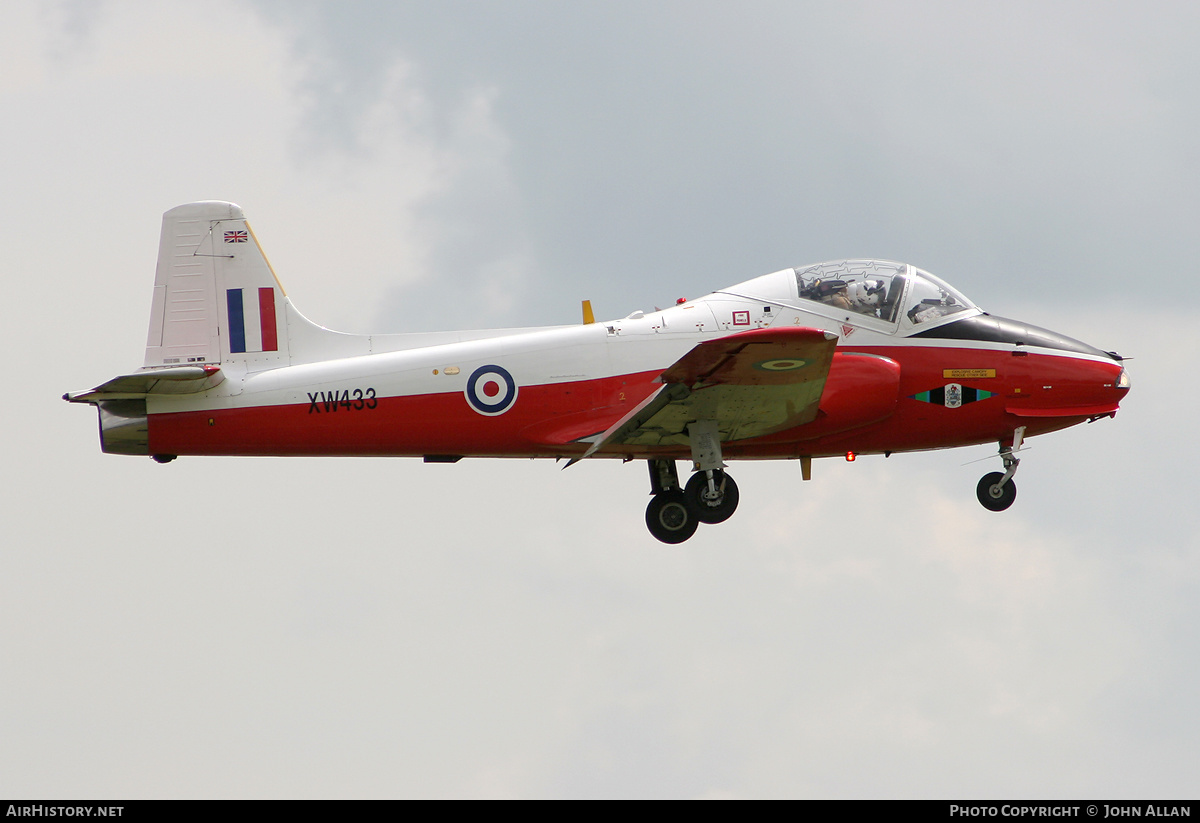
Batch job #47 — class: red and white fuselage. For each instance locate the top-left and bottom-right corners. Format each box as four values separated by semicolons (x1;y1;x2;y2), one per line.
67;202;1129;540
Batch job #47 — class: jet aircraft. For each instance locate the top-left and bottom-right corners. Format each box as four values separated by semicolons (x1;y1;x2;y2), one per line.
66;202;1131;543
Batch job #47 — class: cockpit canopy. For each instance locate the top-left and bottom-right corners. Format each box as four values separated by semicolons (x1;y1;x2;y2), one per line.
793;260;976;331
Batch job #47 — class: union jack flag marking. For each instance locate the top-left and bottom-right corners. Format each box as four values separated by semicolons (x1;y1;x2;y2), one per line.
224;230;248;243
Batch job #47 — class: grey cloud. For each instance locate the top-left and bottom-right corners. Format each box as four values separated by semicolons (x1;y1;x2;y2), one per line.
254;1;1200;327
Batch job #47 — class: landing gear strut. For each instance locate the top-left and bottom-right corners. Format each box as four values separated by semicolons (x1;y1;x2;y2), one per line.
684;418;739;522
976;426;1024;512
643;420;741;543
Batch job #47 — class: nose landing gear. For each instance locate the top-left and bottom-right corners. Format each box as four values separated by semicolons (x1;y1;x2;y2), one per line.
976;426;1024;512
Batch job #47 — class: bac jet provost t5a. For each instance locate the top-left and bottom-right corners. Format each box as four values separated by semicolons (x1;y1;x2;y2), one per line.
66;202;1131;543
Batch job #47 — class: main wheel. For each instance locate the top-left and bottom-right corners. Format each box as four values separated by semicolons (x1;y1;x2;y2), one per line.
646;491;699;544
976;472;1017;511
684;470;740;524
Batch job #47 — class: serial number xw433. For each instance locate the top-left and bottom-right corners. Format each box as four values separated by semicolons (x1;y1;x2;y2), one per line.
307;388;377;413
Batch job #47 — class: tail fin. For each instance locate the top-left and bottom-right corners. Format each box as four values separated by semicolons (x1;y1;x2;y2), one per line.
67;202;370;455
143;201;288;370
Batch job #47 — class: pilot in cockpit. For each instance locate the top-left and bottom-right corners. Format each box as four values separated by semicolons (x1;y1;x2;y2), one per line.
808;279;853;311
846;279;886;316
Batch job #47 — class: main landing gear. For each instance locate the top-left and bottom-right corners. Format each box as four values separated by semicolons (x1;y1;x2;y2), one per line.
645;461;696;544
644;420;741;544
685;469;739;524
976;426;1024;512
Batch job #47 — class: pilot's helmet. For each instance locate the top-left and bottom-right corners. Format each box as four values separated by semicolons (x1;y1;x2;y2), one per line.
847;279;884;308
813;278;847;296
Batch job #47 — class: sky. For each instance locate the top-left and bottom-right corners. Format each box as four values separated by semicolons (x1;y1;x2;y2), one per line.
2;0;1198;799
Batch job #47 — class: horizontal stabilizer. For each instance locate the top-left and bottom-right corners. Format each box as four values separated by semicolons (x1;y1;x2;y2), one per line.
64;365;224;404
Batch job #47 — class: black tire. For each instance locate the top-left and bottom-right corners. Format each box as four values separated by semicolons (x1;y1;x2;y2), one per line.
646;491;699;544
976;472;1017;511
684;470;740;524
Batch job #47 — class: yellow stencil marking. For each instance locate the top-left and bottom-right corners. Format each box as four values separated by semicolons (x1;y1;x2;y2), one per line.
943;369;996;379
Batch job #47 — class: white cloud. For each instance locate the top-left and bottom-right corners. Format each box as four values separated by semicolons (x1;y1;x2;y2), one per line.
1;0;529;339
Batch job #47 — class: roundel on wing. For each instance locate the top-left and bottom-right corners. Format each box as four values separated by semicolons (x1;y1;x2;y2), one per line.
754;358;809;372
465;364;518;416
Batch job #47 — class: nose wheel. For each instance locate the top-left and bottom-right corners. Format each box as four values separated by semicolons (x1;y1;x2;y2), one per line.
976;471;1017;511
976;426;1023;512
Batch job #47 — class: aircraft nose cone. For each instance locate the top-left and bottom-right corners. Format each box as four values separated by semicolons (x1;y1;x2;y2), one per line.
1017;350;1129;418
1116;366;1132;391
913;313;1130;414
1108;362;1132;407
1109;364;1132;410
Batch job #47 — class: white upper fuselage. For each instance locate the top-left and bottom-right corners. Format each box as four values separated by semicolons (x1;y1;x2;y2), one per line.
147;262;992;417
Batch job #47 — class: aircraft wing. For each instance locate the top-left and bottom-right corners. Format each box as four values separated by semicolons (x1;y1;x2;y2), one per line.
579;326;838;459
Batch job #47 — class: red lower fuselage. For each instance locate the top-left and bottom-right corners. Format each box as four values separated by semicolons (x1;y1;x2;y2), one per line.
146;340;1126;460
